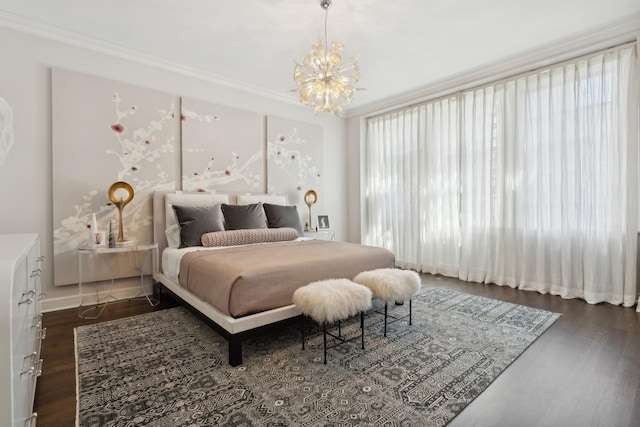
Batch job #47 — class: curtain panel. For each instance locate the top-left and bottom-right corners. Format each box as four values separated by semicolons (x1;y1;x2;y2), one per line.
364;44;639;307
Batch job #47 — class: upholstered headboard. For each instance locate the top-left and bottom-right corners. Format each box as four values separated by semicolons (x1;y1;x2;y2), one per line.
236;194;287;205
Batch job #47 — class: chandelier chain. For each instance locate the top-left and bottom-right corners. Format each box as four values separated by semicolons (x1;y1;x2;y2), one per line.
324;5;329;60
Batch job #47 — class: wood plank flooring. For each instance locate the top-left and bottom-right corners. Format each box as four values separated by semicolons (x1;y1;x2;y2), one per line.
34;275;640;426
33;296;180;427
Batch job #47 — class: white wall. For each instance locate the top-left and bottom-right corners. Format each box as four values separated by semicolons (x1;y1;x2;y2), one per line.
345;117;363;245
0;27;348;310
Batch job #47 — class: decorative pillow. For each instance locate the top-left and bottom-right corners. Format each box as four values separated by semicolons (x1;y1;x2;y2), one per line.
201;228;299;247
165;225;180;248
172;204;225;248
165;192;229;229
221;203;267;230
262;203;304;236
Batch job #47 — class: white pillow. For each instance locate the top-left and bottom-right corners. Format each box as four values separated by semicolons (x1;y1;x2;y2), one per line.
236;194;287;205
165;225;180;248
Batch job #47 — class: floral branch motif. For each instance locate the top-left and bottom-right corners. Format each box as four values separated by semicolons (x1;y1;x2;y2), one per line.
105;93;175;181
181;108;262;192
183;151;263;192
54;93;176;255
267;127;321;191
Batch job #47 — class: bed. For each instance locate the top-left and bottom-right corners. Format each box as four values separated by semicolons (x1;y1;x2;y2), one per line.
152;191;395;366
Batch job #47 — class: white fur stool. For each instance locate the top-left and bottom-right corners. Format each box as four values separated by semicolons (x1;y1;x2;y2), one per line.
293;279;373;364
353;268;421;336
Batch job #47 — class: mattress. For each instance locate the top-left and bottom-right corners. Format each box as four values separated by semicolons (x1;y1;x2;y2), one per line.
176;239;395;318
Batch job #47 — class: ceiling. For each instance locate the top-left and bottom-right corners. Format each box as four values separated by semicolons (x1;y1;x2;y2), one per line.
1;0;639;114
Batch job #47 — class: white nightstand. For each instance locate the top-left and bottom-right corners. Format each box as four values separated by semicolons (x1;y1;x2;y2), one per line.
78;242;159;319
304;229;335;241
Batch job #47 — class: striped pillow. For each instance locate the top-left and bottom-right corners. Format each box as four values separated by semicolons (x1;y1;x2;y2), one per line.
201;227;299;247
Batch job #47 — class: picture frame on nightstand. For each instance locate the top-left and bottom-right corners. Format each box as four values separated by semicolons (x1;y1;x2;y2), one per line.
318;215;330;229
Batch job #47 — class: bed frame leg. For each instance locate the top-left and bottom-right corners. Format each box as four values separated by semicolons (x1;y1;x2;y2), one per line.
229;336;243;366
153;281;162;300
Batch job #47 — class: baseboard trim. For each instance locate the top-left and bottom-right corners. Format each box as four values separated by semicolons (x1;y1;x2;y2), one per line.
41;284;154;313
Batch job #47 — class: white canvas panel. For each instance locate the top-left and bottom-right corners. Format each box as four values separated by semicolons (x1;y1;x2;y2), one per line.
266;116;323;230
52;68;178;286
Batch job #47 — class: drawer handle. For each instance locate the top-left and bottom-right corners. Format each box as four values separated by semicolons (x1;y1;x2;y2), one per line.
25;412;37;427
19;290;36;305
37;255;45;262
23;352;37;363
30;269;42;278
19;297;34;305
21;360;42;377
38;327;47;340
32;314;42;327
38;291;47;301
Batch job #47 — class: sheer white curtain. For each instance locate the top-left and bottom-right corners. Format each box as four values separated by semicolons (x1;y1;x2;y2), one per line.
365;97;461;276
364;44;639;307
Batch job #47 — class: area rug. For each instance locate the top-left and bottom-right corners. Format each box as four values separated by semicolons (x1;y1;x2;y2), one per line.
75;287;559;426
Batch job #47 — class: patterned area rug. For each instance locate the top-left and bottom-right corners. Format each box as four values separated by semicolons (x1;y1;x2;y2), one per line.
75;287;559;426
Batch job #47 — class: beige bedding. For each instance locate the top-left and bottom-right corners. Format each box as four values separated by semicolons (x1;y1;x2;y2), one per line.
178;239;395;318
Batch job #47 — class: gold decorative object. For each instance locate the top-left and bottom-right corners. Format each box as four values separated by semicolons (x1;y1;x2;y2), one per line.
107;181;134;244
293;0;362;117
304;189;318;230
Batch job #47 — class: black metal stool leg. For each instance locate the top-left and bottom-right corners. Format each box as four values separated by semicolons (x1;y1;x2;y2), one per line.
360;311;365;349
384;302;388;337
323;322;328;364
301;316;305;349
338;320;341;337
409;298;413;325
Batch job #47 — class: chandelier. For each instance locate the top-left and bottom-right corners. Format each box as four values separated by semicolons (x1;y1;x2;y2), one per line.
293;0;361;116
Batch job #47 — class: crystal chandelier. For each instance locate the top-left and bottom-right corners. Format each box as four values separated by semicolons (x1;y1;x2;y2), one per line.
293;0;361;116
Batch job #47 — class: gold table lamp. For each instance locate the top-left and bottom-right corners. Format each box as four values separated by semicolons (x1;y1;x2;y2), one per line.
108;181;134;244
304;189;318;230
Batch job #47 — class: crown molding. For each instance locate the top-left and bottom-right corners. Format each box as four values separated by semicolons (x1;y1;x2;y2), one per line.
0;10;302;108
1;9;637;120
346;12;640;119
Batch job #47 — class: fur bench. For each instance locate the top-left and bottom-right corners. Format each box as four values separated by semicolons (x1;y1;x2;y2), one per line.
292;278;372;364
353;268;421;336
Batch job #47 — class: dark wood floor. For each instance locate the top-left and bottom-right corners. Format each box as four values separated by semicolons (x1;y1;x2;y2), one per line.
33;296;180;427
34;275;640;426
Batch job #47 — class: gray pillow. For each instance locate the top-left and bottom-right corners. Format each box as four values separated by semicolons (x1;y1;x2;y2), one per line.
263;203;304;236
221;203;268;230
172;204;225;248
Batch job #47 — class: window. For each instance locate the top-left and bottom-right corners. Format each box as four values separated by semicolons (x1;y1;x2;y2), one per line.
364;43;639;306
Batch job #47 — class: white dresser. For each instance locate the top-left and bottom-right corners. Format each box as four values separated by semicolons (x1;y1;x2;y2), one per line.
0;234;45;427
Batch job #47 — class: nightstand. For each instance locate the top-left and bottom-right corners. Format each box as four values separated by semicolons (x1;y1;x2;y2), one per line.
78;242;159;319
304;229;335;241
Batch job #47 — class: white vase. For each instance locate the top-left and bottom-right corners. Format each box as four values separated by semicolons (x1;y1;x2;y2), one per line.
89;213;101;246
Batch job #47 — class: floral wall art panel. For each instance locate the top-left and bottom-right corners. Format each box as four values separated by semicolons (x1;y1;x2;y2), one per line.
181;97;264;193
266;116;323;229
52;68;178;286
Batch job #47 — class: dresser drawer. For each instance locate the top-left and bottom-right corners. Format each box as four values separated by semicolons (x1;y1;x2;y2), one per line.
2;234;42;427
